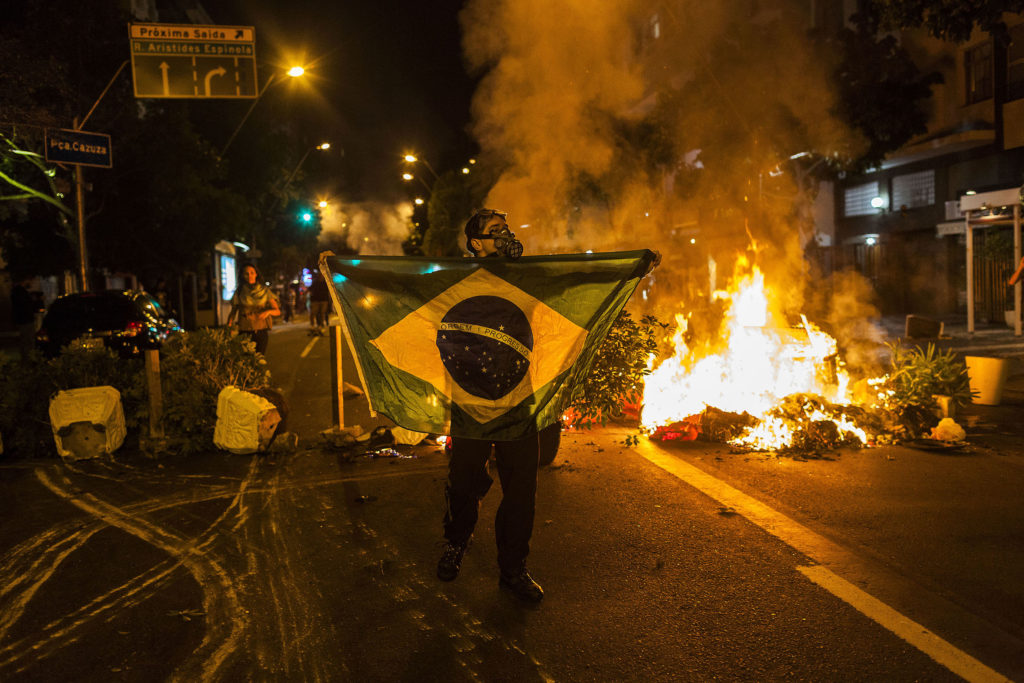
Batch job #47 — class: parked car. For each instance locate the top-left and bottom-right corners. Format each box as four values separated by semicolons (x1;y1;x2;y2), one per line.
36;290;182;358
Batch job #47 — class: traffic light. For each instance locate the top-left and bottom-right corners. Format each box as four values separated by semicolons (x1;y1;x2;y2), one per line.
300;210;313;224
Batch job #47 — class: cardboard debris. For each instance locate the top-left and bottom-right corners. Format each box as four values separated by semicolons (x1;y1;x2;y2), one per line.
49;386;126;460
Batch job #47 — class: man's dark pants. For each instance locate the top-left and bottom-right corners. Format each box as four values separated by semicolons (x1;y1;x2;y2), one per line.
444;434;540;575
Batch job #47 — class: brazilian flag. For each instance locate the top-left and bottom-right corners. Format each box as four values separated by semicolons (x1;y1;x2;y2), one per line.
319;250;655;440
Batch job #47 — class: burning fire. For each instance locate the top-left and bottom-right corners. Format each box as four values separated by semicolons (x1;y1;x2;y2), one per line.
641;257;868;450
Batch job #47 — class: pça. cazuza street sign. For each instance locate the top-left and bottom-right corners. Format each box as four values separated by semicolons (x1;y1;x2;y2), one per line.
45;128;113;168
129;23;259;99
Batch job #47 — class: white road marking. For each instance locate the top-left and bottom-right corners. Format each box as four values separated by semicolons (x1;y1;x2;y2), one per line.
635;440;1012;683
797;565;1010;683
300;337;319;358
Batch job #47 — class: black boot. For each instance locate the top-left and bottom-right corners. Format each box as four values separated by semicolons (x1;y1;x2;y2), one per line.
499;566;544;603
437;541;468;581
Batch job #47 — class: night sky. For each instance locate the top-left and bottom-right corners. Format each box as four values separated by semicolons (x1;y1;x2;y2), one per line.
203;0;477;200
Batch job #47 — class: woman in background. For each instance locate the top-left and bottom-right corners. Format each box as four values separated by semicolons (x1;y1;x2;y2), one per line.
227;264;280;355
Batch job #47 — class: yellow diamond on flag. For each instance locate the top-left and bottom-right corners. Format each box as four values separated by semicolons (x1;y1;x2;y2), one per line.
371;268;588;424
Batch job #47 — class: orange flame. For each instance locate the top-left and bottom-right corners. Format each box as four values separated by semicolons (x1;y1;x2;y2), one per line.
641;259;864;450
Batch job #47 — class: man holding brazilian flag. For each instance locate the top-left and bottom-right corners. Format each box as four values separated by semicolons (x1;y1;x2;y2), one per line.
317;250;655;440
319;208;657;604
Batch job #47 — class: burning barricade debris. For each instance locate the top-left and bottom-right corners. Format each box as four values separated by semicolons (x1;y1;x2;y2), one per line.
637;259;972;454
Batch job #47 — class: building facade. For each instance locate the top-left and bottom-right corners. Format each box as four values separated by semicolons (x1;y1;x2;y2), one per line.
833;15;1024;319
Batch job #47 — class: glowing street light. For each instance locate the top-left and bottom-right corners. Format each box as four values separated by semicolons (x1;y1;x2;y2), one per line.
461;167;470;174
402;171;431;192
402;152;439;180
414;197;424;205
220;65;308;157
318;200;328;208
284;141;332;187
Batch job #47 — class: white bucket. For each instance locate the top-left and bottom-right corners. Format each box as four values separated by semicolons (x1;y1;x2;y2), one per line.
964;356;1011;406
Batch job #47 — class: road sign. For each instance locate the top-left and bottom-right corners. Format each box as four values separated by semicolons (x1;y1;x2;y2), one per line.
44;128;113;168
129;23;258;99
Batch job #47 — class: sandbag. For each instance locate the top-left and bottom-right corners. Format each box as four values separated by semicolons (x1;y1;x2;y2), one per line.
49;386;126;460
213;386;281;454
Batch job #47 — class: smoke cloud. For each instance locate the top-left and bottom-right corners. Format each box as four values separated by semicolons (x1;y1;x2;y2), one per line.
460;0;882;357
318;201;414;255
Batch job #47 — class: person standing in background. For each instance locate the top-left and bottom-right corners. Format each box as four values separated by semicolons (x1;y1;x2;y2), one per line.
226;264;280;355
308;272;331;335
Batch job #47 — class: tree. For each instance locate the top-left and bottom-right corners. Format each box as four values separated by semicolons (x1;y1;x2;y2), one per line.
1;0;323;287
866;0;1024;43
829;14;944;172
87;106;251;284
0;131;77;276
423;168;492;257
257;198;322;280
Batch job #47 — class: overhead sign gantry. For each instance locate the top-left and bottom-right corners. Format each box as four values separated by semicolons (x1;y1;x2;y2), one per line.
129;23;258;99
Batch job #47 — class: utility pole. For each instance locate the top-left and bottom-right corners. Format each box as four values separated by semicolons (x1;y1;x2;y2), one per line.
72;60;128;292
73;117;88;292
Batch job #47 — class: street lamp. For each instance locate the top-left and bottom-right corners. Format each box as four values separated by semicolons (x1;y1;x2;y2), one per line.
284;142;331;188
220;65;307;157
403;152;439;181
402;172;432;192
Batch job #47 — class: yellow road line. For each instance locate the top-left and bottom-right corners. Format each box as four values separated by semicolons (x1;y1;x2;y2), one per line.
797;566;1010;683
635;440;1012;683
300;337;318;358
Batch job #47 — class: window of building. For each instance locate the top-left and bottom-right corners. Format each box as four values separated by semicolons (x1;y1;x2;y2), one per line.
844;182;880;217
1008;23;1024;101
965;41;993;104
891;170;935;210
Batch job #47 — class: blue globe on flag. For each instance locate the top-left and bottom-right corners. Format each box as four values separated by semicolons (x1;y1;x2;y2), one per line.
436;296;533;400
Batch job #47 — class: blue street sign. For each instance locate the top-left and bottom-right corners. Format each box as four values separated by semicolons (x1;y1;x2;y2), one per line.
45;128;113;168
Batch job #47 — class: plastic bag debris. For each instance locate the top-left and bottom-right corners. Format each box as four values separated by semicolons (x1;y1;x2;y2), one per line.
49;386;126;460
928;417;966;443
391;427;429;445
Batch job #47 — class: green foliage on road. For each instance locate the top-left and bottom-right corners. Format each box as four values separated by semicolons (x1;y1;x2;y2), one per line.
564;310;667;429
159;329;272;455
0;330;272;458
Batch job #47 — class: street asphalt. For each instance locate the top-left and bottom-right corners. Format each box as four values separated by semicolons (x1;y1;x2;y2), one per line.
0;316;1022;680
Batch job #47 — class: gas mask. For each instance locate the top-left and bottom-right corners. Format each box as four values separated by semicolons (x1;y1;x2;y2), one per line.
488;226;524;260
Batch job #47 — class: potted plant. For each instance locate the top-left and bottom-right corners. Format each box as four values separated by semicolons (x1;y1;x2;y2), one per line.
881;342;973;437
